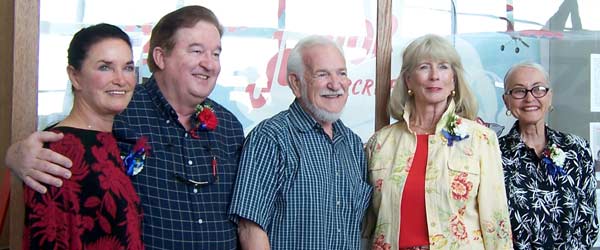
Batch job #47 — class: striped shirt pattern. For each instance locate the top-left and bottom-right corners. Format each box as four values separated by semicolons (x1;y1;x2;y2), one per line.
228;100;372;249
113;77;245;250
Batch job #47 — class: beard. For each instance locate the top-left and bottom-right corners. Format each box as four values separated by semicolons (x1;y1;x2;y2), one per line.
299;80;344;124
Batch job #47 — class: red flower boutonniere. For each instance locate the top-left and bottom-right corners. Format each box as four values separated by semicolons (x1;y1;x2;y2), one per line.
189;103;218;139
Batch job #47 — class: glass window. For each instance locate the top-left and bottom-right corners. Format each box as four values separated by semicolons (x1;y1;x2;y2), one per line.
37;0;377;140
38;0;600;247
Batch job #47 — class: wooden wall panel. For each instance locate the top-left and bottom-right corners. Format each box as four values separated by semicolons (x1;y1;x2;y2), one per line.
0;0;15;249
1;1;39;249
375;0;393;131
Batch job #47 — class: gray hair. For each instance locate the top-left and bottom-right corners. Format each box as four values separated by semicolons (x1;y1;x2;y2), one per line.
503;61;550;90
286;35;345;85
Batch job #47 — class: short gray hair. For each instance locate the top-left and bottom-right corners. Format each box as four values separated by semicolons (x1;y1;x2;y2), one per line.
503;61;550;90
286;35;344;85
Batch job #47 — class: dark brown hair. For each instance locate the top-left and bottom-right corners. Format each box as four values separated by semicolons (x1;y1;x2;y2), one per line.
68;23;131;70
147;5;224;72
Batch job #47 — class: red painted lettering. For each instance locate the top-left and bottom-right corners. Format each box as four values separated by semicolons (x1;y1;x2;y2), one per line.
352;79;362;95
363;79;374;95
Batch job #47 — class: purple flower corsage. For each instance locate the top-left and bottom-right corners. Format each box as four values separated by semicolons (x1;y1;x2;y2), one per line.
123;136;150;176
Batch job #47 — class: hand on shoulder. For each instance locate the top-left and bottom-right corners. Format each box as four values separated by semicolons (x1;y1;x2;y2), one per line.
5;131;72;193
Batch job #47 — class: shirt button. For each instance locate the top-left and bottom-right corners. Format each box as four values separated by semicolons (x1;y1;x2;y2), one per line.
198;218;203;224
166;120;170;124
336;201;340;206
336;171;340;176
193;188;198;193
184;133;189;137
188;160;193;165
337;228;341;233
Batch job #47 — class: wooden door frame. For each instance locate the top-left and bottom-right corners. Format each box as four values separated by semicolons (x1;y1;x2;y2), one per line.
0;1;39;249
375;0;392;131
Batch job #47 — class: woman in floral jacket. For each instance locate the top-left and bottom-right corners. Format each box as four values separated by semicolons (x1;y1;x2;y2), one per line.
500;62;598;249
363;34;513;250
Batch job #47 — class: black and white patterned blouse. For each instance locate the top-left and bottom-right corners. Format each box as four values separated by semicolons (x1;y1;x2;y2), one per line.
500;121;599;249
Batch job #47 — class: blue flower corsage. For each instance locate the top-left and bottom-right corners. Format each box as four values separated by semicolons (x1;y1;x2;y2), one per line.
123;136;150;176
541;144;567;177
441;114;469;146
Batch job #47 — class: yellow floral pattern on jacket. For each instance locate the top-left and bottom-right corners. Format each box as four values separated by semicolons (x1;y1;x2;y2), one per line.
363;102;513;250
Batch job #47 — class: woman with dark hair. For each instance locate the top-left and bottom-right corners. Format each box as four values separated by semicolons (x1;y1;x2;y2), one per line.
23;23;144;250
364;34;512;249
500;62;598;249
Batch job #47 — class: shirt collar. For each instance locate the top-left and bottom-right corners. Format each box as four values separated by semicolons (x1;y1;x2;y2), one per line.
144;76;179;121
144;76;215;122
402;100;457;134
545;125;561;147
505;121;559;149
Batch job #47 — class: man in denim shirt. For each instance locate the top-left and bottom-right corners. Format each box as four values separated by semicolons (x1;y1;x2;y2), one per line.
229;35;372;249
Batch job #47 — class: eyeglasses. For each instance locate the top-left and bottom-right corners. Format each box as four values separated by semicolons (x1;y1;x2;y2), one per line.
505;86;550;99
174;153;218;192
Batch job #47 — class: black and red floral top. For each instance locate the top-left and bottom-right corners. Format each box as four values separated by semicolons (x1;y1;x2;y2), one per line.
23;127;143;250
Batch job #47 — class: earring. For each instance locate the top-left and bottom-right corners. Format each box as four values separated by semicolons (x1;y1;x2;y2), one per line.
451;90;456;97
505;109;512;116
549;105;555;112
407;89;414;96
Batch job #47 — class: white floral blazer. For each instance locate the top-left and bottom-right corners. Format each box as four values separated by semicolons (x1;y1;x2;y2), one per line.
363;102;513;250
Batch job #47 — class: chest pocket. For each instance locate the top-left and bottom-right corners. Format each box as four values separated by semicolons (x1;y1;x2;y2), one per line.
446;157;480;203
447;158;480;175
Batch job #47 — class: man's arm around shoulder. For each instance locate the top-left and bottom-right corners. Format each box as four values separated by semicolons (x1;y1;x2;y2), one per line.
4;131;72;193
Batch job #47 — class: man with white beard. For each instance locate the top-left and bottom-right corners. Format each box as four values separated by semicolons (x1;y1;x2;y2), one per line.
228;35;372;249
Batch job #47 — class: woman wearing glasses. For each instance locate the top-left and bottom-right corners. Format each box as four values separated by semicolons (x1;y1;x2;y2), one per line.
500;62;598;249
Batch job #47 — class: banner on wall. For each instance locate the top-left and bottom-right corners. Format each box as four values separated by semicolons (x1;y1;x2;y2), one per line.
591;54;600;112
591;122;600;162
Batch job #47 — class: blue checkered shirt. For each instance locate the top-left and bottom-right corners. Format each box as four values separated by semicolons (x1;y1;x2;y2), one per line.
228;100;372;249
113;77;244;250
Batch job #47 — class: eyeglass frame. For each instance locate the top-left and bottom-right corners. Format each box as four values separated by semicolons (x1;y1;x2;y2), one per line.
174;133;219;189
174;168;218;188
504;85;551;99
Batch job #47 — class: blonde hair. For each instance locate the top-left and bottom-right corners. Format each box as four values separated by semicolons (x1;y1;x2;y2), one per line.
389;34;478;121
